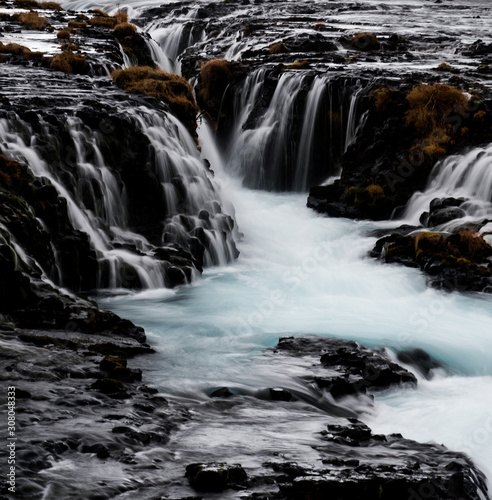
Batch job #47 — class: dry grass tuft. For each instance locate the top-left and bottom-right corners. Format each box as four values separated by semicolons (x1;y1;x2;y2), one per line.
18;11;49;29
448;230;492;261
196;59;234;108
68;20;88;29
370;86;396;113
405;83;468;158
269;42;287;54
113;22;136;39
405;83;467;136
350;32;379;50
0;41;44;59
112;66;198;132
50;49;89;74
56;29;71;40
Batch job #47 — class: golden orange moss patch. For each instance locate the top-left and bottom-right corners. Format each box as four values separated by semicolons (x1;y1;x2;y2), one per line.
405;83;468;159
50;49;89;74
112;66;198;133
0;41;44;60
350;32;379;50
18;11;49;29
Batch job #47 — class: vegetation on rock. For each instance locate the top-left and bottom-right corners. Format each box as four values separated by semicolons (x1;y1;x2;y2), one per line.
112;66;198;134
405;83;468;158
350;32;379;51
50;49;89;74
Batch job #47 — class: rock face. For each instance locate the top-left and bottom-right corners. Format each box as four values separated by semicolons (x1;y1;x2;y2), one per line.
275;336;417;398
181;336;488;500
370;227;492;293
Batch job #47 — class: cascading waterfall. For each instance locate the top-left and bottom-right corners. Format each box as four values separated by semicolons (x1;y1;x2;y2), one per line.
404;143;492;227
294;75;330;190
145;18;204;73
222;71;365;191
0;103;237;290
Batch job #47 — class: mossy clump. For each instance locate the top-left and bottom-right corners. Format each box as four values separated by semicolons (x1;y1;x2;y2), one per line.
0;42;43;60
284;60;310;70
269;42;287;54
18;11;49;29
350;32;379;51
89;15;118;28
113;22;137;39
56;29;71;40
405;83;468;158
474;110;486;121
405;83;468;136
50;49;89;74
14;0;62;9
196;59;235;113
89;8;128;29
370;86;396;113
68;20;88;29
112;66;198;134
447;230;492;261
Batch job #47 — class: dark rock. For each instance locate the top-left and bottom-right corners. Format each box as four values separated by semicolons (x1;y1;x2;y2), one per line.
90;379;130;399
210;387;235;398
397;348;443;378
185;462;248;493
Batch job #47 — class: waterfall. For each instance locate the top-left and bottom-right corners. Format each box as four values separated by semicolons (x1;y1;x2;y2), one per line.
404;144;492;227
221;71;365;192
294;75;330;191
145;20;204;73
0;102;237;290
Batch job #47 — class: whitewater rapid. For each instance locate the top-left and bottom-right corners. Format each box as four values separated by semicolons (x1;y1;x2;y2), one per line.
99;169;492;488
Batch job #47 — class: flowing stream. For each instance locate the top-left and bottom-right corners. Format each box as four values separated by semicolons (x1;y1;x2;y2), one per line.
99;129;492;490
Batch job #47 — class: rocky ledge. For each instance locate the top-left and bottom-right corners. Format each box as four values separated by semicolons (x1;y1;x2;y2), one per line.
183;337;488;500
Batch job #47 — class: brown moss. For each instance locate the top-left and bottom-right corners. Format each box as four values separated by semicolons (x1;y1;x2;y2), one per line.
350;32;379;51
447;230;492;261
415;232;443;259
50;50;89;74
56;29;71;40
269;42;287;54
115;9;128;24
474;110;486;121
68;21;88;29
405;83;468;159
405;83;468;136
370;86;396;113
92;8;109;16
89;15;118;28
196;59;234;109
112;66;198;134
18;11;48;29
366;184;384;199
0;155;32;191
284;60;310;70
113;22;137;39
40;1;63;10
0;42;43;60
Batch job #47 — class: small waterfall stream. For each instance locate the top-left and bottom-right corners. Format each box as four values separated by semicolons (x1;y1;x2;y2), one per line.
405;144;492;227
0;100;237;290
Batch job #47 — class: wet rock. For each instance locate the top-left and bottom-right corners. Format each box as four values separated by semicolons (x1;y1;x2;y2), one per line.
81;443;110;459
397;348;443;379
210;387;235;398
371;229;492;293
185;462;248;493
276;336;417;399
90;378;130;399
